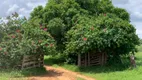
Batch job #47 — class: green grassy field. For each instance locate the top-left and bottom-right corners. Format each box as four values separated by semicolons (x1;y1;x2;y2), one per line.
44;45;142;80
0;67;47;80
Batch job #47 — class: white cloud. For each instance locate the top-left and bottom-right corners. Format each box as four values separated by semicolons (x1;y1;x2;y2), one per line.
112;0;142;38
112;0;142;22
19;8;26;12
131;22;142;33
7;4;19;15
112;0;129;4
27;2;35;8
0;0;47;18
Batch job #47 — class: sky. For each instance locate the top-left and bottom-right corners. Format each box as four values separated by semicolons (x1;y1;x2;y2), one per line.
0;0;141;38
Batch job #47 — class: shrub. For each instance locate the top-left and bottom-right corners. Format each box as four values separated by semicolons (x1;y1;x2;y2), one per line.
0;14;56;68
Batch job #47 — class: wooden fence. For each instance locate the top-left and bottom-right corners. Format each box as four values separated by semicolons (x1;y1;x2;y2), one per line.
78;52;107;67
21;54;44;69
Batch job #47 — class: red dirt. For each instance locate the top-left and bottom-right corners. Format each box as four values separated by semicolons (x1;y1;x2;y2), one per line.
28;65;95;80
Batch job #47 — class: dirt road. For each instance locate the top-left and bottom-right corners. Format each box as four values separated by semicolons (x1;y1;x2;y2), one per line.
29;65;95;80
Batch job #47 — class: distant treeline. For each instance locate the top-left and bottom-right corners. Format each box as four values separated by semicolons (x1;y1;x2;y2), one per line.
140;39;142;44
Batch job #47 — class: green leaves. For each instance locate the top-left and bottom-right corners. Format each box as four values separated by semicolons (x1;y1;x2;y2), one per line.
0;14;56;68
65;14;139;56
30;0;139;64
111;7;130;21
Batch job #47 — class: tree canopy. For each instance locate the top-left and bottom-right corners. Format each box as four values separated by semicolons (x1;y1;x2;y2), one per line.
30;0;139;63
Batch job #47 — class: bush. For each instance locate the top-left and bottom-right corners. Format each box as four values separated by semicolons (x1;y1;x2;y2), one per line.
0;14;56;68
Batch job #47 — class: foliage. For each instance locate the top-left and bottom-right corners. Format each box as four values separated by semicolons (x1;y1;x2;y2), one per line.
0;14;56;68
30;0;139;64
65;14;139;55
30;0;88;50
48;18;66;44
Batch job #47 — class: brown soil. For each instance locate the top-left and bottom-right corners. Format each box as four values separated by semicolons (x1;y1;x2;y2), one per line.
28;65;95;80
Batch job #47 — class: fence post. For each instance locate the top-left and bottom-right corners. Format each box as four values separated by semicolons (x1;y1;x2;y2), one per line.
88;53;90;66
85;53;87;67
78;54;81;67
130;55;136;68
21;55;25;70
101;53;104;66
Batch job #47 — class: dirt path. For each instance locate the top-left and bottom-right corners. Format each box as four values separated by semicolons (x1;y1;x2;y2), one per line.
29;65;95;80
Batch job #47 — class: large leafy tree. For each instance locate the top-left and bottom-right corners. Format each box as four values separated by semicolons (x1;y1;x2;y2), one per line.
65;14;139;62
30;0;140;64
30;0;87;49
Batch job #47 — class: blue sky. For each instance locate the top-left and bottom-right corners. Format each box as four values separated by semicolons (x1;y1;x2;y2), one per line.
0;0;141;38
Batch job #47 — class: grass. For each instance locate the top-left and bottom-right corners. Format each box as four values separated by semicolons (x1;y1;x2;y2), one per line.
44;45;142;80
0;67;47;80
76;77;85;80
